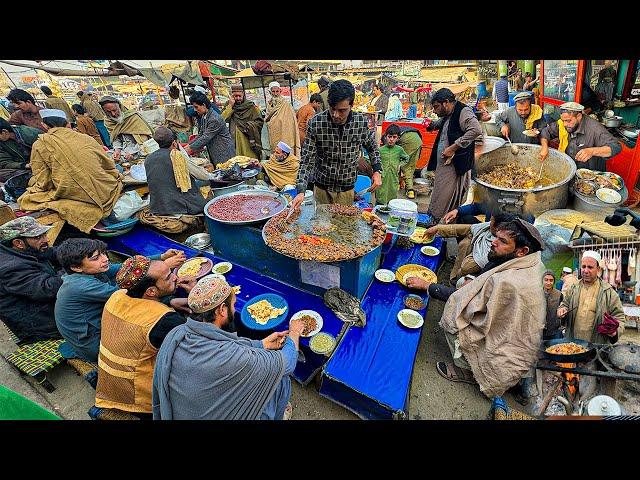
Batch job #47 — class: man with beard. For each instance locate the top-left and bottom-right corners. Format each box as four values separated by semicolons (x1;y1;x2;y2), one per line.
99;95;154;162
153;276;305;420
7;89;45;131
495;91;547;144
425;88;482;222
261;141;299;190
17;109;123;234
539;101;620;172
434;218;546;399
0;217;63;344
265;81;301;157
95;255;195;418
220;84;264;160
411;213;514;292
77;90;110;146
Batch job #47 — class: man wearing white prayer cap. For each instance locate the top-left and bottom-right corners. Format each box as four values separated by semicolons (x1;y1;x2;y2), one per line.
558;249;625;343
261;139;299;190
265;80;300;158
40;109;69;120
559;265;578;295
193;85;207;94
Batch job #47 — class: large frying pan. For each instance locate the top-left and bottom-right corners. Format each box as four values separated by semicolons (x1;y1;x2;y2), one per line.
543;338;596;363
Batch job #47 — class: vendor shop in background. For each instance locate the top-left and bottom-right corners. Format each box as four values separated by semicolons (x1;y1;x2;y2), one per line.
539;60;640;203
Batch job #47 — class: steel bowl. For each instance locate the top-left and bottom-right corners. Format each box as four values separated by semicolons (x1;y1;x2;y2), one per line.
184;233;211;250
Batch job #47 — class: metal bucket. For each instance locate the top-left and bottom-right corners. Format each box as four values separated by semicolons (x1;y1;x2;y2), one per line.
474;144;576;217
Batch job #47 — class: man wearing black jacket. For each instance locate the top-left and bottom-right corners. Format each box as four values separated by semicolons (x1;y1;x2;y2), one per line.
0;216;63;343
425;88;481;221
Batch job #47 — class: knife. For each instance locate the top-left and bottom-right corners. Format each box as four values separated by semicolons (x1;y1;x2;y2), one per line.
355;186;372;199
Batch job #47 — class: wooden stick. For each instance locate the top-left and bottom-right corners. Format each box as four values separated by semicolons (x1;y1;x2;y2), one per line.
535;377;563;417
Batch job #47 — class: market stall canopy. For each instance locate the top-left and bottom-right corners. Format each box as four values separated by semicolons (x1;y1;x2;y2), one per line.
0;60;205;87
234;68;299;90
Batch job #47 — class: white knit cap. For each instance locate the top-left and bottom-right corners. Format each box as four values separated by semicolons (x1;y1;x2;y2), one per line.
562;266;572;273
269;81;280;90
40;108;67;119
582;250;602;264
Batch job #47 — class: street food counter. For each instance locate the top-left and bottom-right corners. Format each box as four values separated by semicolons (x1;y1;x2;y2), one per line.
105;211;443;419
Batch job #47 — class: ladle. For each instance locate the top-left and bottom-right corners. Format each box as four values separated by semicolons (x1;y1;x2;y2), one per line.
506;134;519;155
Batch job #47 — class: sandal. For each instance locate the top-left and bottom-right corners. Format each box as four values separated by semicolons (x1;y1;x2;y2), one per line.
406;189;415;199
436;361;477;385
282;402;293;420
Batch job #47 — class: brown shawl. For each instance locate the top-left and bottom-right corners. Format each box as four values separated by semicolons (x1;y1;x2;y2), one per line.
164;104;194;133
224;100;264;154
439;251;546;398
18;128;123;233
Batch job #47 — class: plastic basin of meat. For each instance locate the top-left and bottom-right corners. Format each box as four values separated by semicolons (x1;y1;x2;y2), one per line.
204;190;289;225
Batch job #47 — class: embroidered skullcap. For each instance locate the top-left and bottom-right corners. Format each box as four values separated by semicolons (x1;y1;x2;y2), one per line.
277;141;291;154
40;108;67;119
269;81;280;90
188;276;233;314
116;255;151;289
582;250;602;264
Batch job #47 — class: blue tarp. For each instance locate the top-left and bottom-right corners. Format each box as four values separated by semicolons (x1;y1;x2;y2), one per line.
320;215;444;419
105;226;346;385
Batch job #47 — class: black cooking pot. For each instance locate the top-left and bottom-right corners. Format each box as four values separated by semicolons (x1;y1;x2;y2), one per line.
543;338;596;363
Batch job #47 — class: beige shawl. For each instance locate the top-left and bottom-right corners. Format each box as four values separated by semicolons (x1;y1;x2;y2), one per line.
265;97;301;157
439;251;546;398
104;110;154;145
18;128;123;233
262;153;299;190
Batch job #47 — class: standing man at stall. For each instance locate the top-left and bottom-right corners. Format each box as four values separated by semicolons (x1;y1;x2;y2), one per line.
297;93;322;144
291;79;382;208
317;76;331;112
492;74;510;112
265;81;301;157
495;92;547;144
220;84;264;160
77;91;110;147
396;126;423;199
426;88;482;222
41;86;74;124
539;102;621;172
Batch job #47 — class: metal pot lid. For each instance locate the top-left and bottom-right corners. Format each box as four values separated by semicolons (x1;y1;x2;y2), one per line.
586;395;621;416
608;342;640;373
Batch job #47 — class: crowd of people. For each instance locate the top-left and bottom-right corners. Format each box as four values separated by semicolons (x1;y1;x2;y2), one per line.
0;71;631;419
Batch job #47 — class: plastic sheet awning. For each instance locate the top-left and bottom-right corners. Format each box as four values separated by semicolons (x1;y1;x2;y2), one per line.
320;214;444;419
105;226;345;385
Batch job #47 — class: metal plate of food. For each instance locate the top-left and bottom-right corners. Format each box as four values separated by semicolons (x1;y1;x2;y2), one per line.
176;257;213;279
395;264;438;286
576;168;597;181
262;204;387;262
575;179;597;196
205;190;289;225
602;172;623;191
596;187;622;204
290;310;323;337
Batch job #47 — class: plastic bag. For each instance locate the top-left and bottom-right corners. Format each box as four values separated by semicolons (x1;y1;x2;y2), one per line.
112;191;149;221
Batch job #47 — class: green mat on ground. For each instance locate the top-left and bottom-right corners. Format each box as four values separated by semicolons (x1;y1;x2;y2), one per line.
0;384;61;420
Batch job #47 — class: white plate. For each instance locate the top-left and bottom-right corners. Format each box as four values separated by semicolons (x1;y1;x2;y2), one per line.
201;273;226;282
212;261;233;274
397;309;424;329
522;128;540;137
421;246;440;256
375;269;395;283
290;310;323;337
596;188;622;204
